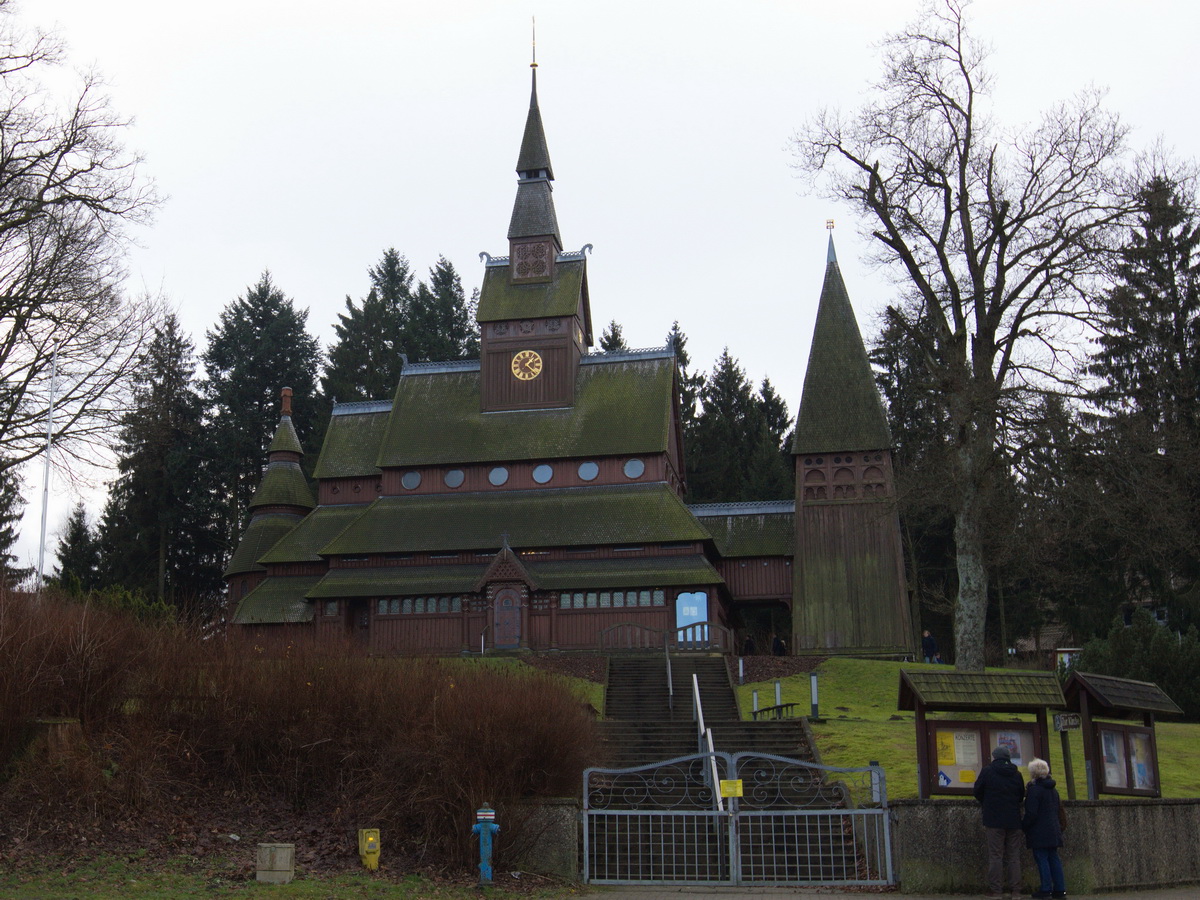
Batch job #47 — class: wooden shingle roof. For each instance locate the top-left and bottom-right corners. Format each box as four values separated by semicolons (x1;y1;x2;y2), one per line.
232;575;322;625
476;258;585;322
257;504;368;565
313;405;390;479
248;460;316;512
225;512;305;577
691;502;795;557
320;483;709;556
376;354;673;468
898;669;1067;712
1064;672;1183;717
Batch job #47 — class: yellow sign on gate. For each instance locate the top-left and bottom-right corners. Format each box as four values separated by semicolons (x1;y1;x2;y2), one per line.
719;779;743;798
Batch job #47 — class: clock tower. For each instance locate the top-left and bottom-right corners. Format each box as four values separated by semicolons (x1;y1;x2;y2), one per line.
476;61;593;412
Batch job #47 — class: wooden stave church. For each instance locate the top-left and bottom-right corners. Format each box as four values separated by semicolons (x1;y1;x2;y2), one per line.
226;64;916;658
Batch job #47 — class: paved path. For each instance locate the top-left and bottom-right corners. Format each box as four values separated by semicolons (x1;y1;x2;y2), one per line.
589;887;1200;899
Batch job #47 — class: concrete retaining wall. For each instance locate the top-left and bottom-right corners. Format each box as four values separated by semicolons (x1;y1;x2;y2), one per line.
891;798;1200;894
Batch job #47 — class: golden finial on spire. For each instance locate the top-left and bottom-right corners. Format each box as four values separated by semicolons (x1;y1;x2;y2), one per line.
826;219;835;230
531;16;537;68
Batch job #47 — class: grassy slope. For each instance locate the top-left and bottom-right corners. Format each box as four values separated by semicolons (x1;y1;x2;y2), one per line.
735;657;1200;800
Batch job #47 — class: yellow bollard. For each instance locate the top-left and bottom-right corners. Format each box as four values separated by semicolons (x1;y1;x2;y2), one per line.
357;828;381;871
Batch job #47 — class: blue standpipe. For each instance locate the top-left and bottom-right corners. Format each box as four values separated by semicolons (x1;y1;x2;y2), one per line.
472;804;499;886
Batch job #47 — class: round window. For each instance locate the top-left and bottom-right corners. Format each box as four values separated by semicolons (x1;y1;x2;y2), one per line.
489;466;509;486
444;469;465;489
532;464;553;484
623;458;646;479
578;461;599;482
401;471;422;490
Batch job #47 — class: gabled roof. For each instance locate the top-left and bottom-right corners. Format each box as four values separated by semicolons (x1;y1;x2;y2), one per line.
691;506;795;557
225;512;306;577
232;575;322;624
476;258;585;322
313;404;390;478
898;669;1066;712
377;355;674;468
524;555;721;590
1064;672;1183;717
792;236;892;455
320;483;710;556
257;504;368;564
248;460;315;511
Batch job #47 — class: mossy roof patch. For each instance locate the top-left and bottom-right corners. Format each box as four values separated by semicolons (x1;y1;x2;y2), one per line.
307;565;489;598
377;356;673;467
525;555;722;590
320;484;709;555
476;258;584;322
898;669;1066;712
232;575;322;625
313;407;390;478
248;461;315;511
257;504;368;564
694;512;794;557
792;257;892;454
268;417;304;454
225;513;305;577
1064;671;1183;717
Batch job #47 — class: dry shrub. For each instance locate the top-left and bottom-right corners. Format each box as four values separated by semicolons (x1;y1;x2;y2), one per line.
2;590;598;869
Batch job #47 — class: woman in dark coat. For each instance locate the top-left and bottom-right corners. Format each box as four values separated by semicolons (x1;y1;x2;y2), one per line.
1022;757;1066;899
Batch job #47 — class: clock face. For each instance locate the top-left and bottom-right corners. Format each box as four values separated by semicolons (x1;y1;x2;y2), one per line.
511;349;543;381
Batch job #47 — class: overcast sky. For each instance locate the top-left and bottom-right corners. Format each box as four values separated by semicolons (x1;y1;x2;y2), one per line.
14;0;1200;571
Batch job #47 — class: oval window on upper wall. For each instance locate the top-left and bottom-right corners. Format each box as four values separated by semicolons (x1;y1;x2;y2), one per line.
624;458;646;479
578;461;599;481
532;464;553;484
401;471;422;490
444;469;465;489
489;466;509;486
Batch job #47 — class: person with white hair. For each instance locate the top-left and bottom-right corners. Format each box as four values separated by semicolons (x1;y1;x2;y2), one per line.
1022;757;1066;899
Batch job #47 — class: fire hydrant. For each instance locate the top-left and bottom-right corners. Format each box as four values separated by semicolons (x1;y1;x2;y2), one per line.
472;804;499;886
357;828;380;871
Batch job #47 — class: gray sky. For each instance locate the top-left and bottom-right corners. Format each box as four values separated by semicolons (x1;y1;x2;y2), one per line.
15;0;1200;571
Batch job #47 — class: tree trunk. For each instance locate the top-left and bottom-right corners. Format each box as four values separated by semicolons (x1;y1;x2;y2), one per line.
953;454;989;672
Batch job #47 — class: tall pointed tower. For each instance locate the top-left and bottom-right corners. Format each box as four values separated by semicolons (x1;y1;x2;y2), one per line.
476;60;593;412
791;235;914;656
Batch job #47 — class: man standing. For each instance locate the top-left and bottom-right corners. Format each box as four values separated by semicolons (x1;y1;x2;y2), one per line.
921;630;939;663
973;745;1025;899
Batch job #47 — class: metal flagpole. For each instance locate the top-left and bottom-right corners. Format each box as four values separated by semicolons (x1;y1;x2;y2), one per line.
36;342;59;598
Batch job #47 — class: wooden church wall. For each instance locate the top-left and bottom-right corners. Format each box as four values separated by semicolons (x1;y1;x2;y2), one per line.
718;558;792;601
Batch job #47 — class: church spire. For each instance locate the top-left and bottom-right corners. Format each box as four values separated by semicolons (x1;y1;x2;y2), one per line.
508;58;561;247
792;232;892;454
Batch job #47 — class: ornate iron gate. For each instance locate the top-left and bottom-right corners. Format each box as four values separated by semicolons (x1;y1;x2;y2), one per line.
582;751;893;886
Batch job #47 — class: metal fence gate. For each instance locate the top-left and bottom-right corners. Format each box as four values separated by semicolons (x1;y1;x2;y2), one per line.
582;751;893;886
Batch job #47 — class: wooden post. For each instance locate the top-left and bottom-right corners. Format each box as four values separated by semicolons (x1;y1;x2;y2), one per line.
1078;691;1096;800
915;704;929;800
1059;729;1076;800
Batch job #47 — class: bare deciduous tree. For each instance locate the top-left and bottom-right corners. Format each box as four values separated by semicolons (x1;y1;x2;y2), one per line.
0;1;158;474
792;0;1137;670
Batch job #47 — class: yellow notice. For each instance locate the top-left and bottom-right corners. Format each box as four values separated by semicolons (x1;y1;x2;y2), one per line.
936;731;956;766
720;780;744;798
959;769;977;783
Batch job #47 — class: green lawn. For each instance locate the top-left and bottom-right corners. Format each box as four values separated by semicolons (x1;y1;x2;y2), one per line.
0;856;584;899
735;657;1200;801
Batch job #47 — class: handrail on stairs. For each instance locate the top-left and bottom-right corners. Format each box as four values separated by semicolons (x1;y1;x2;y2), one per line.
665;642;674;713
692;673;724;813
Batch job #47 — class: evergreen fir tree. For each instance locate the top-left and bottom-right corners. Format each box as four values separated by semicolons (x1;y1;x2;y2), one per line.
53;501;100;593
406;256;478;362
97;313;224;613
599;320;629;352
204;273;322;548
666;320;705;448
0;464;30;586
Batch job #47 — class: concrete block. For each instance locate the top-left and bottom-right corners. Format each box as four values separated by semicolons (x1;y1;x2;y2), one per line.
256;842;295;884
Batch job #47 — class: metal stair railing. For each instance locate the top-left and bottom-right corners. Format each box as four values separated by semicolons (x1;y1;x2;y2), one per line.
692;672;724;813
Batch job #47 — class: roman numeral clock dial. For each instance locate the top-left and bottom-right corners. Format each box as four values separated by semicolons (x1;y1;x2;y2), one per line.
511;349;543;381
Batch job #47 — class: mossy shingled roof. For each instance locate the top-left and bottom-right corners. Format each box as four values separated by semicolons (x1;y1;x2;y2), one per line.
225;513;305;577
525;555;722;590
232;575;322;625
320;484;709;555
257;504;368;564
268;417;303;454
694;512;795;557
1064;672;1183;717
377;356;673;468
476;258;584;322
793;244;892;455
313;408;389;478
307;565;489;598
898;670;1066;712
248;461;315;511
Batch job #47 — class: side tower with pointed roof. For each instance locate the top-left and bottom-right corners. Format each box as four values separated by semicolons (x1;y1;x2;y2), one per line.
791;237;915;656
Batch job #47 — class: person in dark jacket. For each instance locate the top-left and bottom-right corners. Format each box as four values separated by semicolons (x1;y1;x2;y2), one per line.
973;744;1025;900
921;630;938;663
1022;757;1066;899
